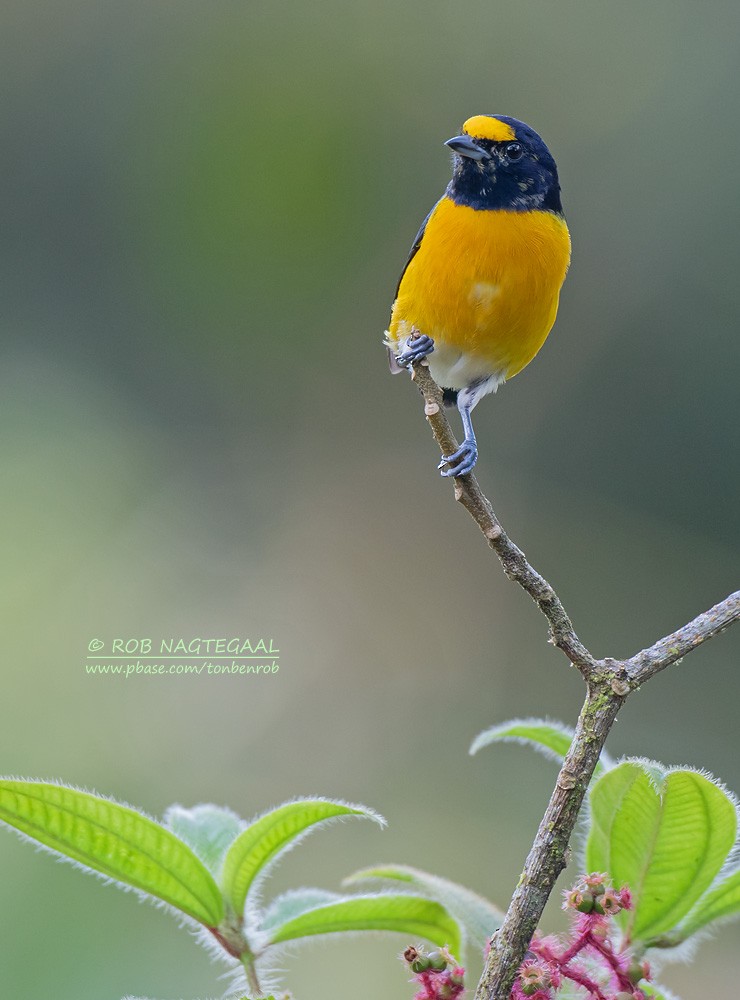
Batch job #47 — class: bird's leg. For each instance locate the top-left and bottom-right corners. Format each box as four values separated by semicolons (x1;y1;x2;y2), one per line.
438;379;492;477
395;328;435;366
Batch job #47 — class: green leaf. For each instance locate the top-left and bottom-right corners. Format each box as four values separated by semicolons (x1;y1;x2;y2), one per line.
585;761;737;942
470;718;612;778
642;984;680;1000
164;803;243;876
261;888;342;930
221;798;385;917
344;863;502;957
229;996;278;1000
670;867;740;942
0;780;224;926
265;893;461;957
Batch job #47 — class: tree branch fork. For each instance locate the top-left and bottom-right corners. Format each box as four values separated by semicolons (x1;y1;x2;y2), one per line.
406;361;740;1000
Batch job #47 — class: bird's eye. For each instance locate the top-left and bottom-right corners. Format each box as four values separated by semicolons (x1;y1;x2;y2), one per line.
505;142;524;161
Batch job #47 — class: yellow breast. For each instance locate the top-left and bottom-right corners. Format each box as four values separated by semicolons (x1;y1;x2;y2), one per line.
389;197;571;383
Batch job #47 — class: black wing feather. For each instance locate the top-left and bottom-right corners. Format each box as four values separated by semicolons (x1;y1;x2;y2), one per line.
386;202;437;374
392;204;435;303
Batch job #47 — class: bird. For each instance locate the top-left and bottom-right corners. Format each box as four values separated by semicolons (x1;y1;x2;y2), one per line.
385;114;571;477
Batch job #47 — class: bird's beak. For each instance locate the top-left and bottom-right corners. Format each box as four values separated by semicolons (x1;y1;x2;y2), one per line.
444;134;491;161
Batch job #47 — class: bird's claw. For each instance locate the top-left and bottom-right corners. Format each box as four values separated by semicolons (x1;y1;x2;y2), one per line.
438;440;478;477
395;333;435;367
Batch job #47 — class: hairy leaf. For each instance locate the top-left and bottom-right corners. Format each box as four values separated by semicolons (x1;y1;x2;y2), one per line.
585;761;737;942
164;803;243;875
642;984;680;1000
0;780;224;926
265;893;461;957
221;798;384;916
344;863;502;957
470;719;612;776
261;888;342;930
670;868;740;942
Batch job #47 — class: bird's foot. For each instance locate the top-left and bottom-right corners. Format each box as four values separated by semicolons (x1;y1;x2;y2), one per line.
396;332;435;367
438;438;478;478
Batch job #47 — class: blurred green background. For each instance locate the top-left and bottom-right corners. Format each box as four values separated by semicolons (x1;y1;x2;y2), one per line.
1;1;738;997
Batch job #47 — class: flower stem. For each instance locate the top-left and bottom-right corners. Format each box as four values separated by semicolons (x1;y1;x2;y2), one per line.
242;954;261;996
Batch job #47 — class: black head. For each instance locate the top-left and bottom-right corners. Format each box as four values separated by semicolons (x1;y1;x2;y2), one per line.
445;115;563;214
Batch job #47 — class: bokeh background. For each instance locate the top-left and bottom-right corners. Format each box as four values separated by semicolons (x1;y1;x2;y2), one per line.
1;1;738;997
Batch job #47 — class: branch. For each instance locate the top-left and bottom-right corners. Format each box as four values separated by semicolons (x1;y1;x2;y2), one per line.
409;363;595;676
476;682;625;1000
625;590;740;683
402;359;740;1000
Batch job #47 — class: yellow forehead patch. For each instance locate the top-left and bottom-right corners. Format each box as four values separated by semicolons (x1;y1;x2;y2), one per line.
462;115;516;143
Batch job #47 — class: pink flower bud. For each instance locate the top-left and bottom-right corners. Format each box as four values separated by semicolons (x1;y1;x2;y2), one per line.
406;946;433;974
599;889;622;915
618;886;634;911
583;872;609;895
563;888;595;912
562;887;581;910
518;958;556;995
433;969;466;1000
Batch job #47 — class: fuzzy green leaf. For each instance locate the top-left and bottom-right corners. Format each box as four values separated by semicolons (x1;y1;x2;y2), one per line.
221;798;384;916
670;868;740;942
470;719;611;777
265;893;461;957
344;863;502;957
585;761;737;942
642;984;680;1000
164;803;243;876
261;888;341;930
0;780;224;926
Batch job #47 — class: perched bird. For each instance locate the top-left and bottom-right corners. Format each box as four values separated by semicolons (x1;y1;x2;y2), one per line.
386;115;571;477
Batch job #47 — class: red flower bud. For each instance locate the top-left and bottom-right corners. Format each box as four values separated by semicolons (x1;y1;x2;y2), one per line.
618;886;634;910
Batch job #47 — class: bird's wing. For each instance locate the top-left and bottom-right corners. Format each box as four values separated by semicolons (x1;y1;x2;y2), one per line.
386;204;436;374
393;204;435;302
